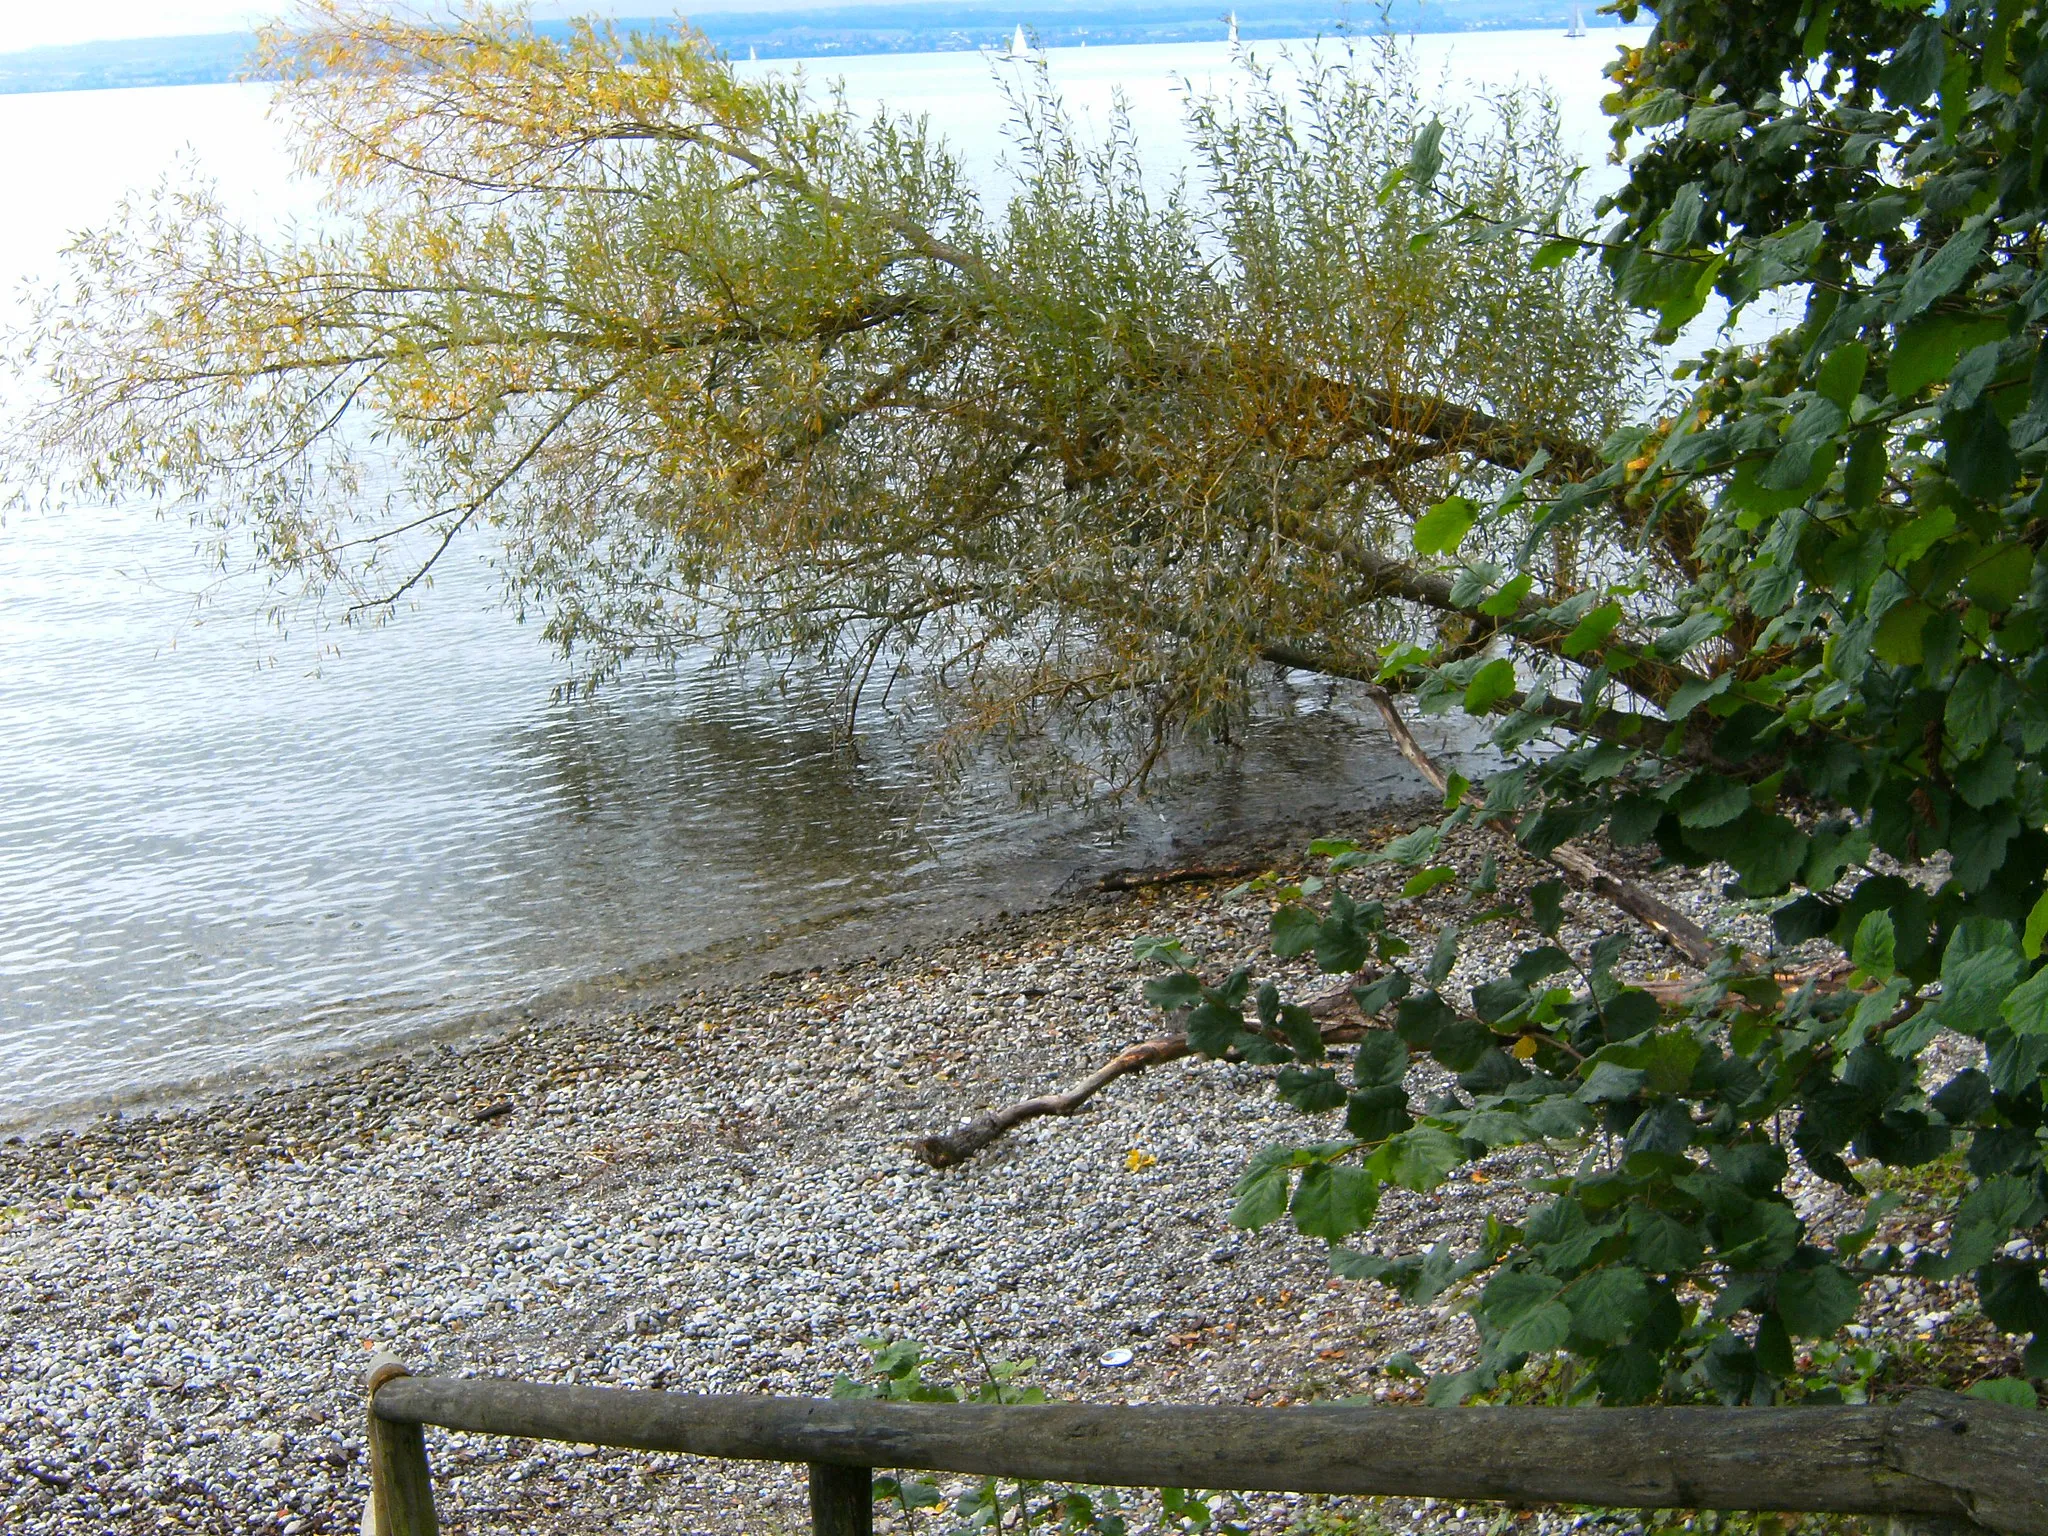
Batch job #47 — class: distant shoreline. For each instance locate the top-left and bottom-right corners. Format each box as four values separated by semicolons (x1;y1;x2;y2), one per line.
0;5;1626;95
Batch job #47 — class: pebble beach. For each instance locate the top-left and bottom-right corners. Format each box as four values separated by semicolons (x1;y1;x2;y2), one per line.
0;806;2005;1536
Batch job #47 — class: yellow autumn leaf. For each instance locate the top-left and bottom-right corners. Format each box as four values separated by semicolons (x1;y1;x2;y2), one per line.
1125;1148;1158;1172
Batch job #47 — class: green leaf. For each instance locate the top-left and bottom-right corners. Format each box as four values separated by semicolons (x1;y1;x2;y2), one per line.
1560;602;1623;656
1814;342;1870;410
1578;1061;1648;1102
2021;891;2048;961
1879;18;1946;107
1271;904;1322;959
1464;657;1518;714
1478;572;1534;618
1946;664;2005;759
1366;1126;1468;1191
1408;117;1445;192
1562;1265;1650;1344
1526;1095;1594;1139
1888;314;2008;397
1132;935;1191;967
1459;1109;1536;1148
1354;1031;1409;1089
1683;99;1746;143
2001;964;2048;1037
1853;910;1897;979
1932;919;2024;1037
1230;1148;1294;1229
1678;776;1751;828
1776;1264;1860;1338
1531;237;1581;270
1402;866;1459;899
1187;1001;1252;1057
1761;398;1846;490
1413;495;1477;557
1482;1268;1561;1326
1143;971;1203;1011
1347;1084;1414;1141
1501;1300;1573;1354
1627;1208;1705;1273
1893;218;1991;327
1665;671;1731;720
1967;1379;2040;1408
1289;1162;1380;1242
1962;543;2033;613
1873;599;1931;666
1945;401;2020;501
1380;824;1441;867
1424;923;1461;988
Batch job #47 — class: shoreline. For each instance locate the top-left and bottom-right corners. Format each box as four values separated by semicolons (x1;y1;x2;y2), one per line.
0;787;1447;1140
1;807;2004;1536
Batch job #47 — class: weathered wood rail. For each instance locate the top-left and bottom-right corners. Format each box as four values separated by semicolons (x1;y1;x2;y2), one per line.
360;1354;2047;1536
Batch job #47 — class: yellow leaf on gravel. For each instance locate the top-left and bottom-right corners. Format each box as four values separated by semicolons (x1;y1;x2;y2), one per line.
1125;1148;1158;1172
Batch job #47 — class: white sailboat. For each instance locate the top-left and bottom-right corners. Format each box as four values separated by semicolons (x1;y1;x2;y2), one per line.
1007;23;1030;57
1565;3;1586;36
748;44;758;60
1226;9;1239;44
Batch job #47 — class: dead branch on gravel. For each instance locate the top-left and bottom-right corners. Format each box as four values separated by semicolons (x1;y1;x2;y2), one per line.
1096;863;1259;892
909;955;1867;1170
912;700;1740;1171
1361;687;1717;969
907;985;1361;1169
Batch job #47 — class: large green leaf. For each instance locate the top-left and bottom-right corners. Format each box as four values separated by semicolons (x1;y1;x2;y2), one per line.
1463;657;1518;714
1413;495;1477;557
1562;1265;1651;1344
1367;1126;1468;1191
1776;1264;1860;1337
1289;1161;1380;1242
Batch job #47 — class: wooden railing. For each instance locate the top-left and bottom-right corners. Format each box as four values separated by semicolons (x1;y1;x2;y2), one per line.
359;1354;2047;1536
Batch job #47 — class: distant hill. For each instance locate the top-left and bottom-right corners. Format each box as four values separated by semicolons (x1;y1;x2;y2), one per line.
0;1;1602;93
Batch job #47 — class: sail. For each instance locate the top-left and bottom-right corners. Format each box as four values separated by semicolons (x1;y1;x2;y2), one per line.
1010;23;1028;55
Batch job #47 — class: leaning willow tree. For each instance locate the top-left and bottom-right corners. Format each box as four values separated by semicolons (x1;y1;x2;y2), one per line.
7;1;1649;789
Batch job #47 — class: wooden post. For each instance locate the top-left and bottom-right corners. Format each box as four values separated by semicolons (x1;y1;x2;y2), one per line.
808;1462;873;1536
364;1354;439;1536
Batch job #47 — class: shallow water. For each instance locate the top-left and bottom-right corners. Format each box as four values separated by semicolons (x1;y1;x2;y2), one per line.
0;30;1633;1123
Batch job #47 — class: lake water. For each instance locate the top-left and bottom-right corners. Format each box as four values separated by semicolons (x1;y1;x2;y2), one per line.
0;27;1644;1126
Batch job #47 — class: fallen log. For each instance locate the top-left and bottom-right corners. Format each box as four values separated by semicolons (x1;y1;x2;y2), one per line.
907;987;1359;1169
1096;863;1259;893
914;699;1737;1171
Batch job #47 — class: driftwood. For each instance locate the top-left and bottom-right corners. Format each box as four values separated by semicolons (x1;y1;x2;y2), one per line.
1096;863;1258;892
1360;686;1717;969
912;696;1730;1170
370;1370;2044;1534
907;987;1359;1169
910;955;1867;1169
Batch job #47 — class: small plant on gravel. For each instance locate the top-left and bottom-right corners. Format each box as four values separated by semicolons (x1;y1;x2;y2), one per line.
1138;0;2048;1410
833;1336;1246;1536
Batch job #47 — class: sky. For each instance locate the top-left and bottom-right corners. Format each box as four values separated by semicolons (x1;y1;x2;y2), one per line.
0;1;859;51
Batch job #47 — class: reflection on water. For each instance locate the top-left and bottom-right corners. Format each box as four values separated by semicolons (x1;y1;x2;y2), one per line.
0;500;1479;1125
3;38;1591;1124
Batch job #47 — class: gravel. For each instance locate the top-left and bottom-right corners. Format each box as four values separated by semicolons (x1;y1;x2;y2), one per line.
0;806;2002;1536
